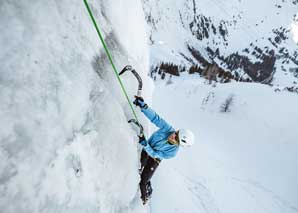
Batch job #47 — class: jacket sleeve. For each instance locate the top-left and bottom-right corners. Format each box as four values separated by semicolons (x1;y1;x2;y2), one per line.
141;106;173;132
143;143;177;159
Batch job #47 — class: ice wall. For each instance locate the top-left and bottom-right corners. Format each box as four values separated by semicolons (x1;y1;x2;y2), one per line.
0;0;150;212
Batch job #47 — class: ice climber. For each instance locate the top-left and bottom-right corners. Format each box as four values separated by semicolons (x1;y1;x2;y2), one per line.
133;96;195;204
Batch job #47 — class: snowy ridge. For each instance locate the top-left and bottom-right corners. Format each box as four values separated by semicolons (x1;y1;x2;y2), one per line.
0;0;151;212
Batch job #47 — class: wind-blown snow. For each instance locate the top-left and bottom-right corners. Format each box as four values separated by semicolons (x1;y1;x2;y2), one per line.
0;0;151;212
151;75;298;213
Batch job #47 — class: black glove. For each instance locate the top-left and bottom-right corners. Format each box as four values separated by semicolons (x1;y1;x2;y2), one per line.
133;96;148;109
138;133;147;146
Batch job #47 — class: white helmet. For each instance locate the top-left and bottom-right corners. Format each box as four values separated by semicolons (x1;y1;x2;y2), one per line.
178;129;194;147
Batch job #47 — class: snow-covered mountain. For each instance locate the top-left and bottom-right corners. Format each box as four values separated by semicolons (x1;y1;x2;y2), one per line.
143;0;298;87
1;1;298;213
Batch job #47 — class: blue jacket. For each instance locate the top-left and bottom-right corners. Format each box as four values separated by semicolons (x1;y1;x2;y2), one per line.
140;107;179;160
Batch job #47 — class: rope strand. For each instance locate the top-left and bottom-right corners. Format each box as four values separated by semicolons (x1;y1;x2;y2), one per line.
83;0;140;123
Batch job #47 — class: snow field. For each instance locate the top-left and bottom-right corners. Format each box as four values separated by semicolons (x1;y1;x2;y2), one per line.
151;75;298;213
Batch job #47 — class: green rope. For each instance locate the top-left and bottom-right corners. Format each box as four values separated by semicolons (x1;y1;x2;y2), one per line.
83;0;139;122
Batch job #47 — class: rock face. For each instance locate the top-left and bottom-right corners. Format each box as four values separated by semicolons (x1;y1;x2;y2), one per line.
143;0;298;87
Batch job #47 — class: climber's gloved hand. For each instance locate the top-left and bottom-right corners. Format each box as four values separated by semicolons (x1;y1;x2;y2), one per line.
133;96;148;109
138;133;147;146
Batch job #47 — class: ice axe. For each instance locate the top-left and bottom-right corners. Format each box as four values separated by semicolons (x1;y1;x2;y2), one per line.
119;65;143;97
128;119;144;137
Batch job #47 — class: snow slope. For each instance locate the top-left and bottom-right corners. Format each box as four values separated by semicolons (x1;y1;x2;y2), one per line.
151;76;298;213
0;0;151;212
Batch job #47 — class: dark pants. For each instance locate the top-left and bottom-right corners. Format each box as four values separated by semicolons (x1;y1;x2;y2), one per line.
139;149;161;200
